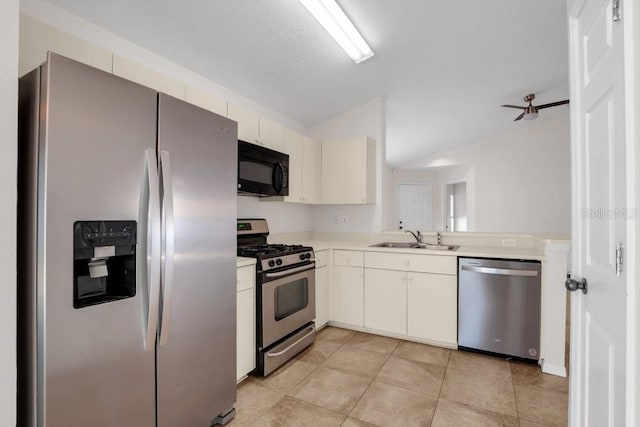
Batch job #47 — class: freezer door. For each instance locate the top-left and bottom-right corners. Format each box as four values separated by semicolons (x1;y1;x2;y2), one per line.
21;53;158;426
156;94;238;426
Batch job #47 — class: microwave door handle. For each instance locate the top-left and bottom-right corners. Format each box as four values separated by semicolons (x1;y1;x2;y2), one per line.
273;162;284;193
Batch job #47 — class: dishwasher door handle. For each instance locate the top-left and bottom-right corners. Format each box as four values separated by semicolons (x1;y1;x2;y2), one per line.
461;265;539;277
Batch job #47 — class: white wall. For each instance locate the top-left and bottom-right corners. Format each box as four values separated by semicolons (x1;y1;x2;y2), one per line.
1;0;19;424
404;112;571;234
237;196;313;235
309;98;390;232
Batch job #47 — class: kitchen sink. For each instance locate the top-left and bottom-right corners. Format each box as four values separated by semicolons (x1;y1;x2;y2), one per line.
370;242;419;248
370;242;459;251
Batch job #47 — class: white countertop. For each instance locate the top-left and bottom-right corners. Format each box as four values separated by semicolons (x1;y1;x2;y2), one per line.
280;240;545;261
236;256;256;268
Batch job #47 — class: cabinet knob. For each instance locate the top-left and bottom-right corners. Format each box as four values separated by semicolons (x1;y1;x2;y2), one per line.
408;275;413;282
404;259;410;265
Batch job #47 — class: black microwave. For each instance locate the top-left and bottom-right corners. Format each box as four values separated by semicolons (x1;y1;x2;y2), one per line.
238;140;289;196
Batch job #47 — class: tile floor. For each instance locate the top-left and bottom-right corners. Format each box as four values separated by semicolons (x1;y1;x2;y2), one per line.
230;327;569;426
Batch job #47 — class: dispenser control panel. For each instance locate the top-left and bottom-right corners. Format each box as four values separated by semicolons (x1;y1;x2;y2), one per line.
73;220;137;309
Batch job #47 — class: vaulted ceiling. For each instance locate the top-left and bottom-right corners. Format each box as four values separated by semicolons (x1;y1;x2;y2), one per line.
41;0;569;168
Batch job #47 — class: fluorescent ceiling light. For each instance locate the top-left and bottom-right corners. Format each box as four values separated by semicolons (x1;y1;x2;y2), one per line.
299;0;374;64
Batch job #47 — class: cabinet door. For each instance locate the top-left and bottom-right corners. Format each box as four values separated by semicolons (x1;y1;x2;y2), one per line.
185;85;227;117
228;103;259;144
284;129;303;202
407;272;457;346
332;265;364;326
315;266;330;328
302;136;320;204
259;117;285;152
364;269;407;335
236;288;255;381
321;137;375;204
112;55;185;100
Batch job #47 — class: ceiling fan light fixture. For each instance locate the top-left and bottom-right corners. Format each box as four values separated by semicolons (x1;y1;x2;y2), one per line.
299;0;374;64
522;105;538;120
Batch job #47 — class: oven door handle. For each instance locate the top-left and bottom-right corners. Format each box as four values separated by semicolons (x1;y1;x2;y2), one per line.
265;263;315;279
266;327;315;358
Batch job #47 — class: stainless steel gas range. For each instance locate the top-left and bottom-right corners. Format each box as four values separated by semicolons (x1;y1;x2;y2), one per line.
237;219;316;376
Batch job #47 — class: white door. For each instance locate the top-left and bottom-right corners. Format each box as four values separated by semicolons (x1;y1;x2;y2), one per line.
568;0;635;425
397;183;431;230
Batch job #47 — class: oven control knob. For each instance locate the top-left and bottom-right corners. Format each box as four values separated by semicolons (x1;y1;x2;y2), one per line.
305;253;312;259
276;259;283;266
268;260;275;267
299;254;306;260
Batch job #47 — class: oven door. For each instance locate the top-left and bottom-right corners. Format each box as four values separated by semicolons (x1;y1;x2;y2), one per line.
260;263;315;348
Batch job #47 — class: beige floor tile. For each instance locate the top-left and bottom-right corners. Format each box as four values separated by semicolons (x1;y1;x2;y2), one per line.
376;356;445;397
252;395;345;427
288;367;370;414
322;345;389;380
510;361;569;393
231;380;284;426
349;381;437;426
440;367;517;416
447;350;512;380
515;384;568;426
518;419;549;427
431;398;519;427
296;340;342;365
392;340;451;366
249;359;317;393
340;417;377;427
346;331;400;354
316;326;355;345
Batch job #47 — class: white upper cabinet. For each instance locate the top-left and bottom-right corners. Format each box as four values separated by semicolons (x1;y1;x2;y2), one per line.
228;103;285;152
227;103;260;144
301;136;320;204
259;117;285;152
284;129;303;202
185;86;227;117
112;55;186;100
321;136;376;204
284;132;320;204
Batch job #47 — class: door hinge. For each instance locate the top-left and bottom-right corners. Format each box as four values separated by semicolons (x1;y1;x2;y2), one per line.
613;0;621;22
616;243;624;276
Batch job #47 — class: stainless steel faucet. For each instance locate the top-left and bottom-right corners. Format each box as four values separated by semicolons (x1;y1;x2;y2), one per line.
405;230;422;244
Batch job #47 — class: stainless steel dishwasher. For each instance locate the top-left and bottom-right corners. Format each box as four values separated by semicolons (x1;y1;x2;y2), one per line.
458;257;541;361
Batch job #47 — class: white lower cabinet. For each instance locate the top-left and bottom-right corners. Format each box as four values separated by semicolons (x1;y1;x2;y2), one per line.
314;250;330;328
364;269;407;335
361;252;457;346
236;264;256;382
332;265;364;327
407;272;457;346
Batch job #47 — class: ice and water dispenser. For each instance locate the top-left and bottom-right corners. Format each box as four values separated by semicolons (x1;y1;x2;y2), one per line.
73;221;137;308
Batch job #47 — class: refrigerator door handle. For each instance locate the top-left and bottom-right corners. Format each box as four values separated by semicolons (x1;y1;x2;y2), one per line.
143;149;162;351
159;150;175;346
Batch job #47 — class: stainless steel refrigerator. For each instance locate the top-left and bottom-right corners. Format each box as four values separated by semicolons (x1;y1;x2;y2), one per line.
17;52;238;426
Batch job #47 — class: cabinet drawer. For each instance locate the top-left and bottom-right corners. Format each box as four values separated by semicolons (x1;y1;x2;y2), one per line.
314;249;328;268
333;250;364;267
365;251;456;275
237;265;255;292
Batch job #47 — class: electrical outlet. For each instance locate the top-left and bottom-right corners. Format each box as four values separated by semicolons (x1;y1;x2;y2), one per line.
341;216;349;224
334;216;339;224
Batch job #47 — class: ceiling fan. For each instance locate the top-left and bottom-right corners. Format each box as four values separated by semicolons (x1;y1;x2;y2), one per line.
501;93;569;121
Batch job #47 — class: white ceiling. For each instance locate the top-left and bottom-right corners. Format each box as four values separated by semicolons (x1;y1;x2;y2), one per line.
44;0;569;168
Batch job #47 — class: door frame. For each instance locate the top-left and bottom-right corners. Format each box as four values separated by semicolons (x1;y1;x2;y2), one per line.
441;179;467;232
567;0;638;424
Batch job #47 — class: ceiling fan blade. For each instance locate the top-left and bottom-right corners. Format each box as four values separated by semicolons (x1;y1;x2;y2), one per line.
501;104;526;109
514;112;525;121
536;99;570;110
